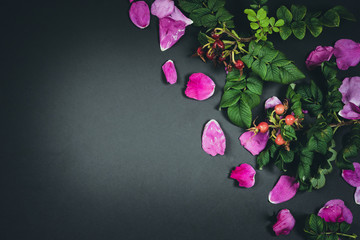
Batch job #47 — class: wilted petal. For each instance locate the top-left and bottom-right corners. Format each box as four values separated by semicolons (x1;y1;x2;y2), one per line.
168;6;193;26
272;209;296;236
265;96;282;109
269;175;299;204
339;102;360;119
230;163;256;188
185;73;215;100
355;187;360;205
239;131;269;156
159;17;186;51
162;60;177;84
342;162;360;187
318;199;353;224
339;77;360;106
150;0;175;18
305;46;334;70
202;119;226;156
334;39;360;70
129;1;150;29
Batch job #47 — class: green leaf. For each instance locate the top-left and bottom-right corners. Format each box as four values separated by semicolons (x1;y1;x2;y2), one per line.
226;69;242;81
291;5;307;21
244;9;256;17
259;48;279;63
332;6;356;21
257;8;267;20
246;75;263;95
310;172;326;189
251;59;267;79
276;6;293;23
259;18;270;27
250;22;260;30
257;148;270;169
275;19;285;27
327;222;339;233
298;148;314;181
291;21;306;40
306;18;323;37
279;24;292;40
241;54;254;68
198;32;208;45
337;124;360;170
279;63;306;84
339;222;351;233
242;91;261;109
286;84;304;118
309;214;325;234
207;0;225;12
227;101;252;128
224;81;246;91
216;7;234;22
178;0;203;13
190;8;212;26
279;149;294;163
282;125;297;141
320;9;340;27
201;14;218;28
220;89;242;108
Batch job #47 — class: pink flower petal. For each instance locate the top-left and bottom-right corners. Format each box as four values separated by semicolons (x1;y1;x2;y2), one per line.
339;77;360;106
339;102;360;120
334;39;360;70
162;60;177;84
342;162;360;187
272;209;295;236
265;96;282;110
239;131;269;156
129;0;134;2
230;163;256;188
268;175;299;204
168;7;193;26
151;0;175;18
129;1;150;29
355;187;360;205
305;46;334;70
202;119;226;156
318;199;353;224
159;17;186;51
185;73;215;100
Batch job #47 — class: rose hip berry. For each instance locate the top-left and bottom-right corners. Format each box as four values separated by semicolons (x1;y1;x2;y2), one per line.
257;122;269;133
234;60;244;69
211;32;221;39
275;134;285;145
206;50;215;60
197;46;204;56
285;115;295;125
212;40;225;50
275;104;285;115
218;53;227;62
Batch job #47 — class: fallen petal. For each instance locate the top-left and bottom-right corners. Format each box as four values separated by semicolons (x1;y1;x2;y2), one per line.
339;102;360;120
159;17;186;51
239;131;269;156
265;96;282;110
162;60;177;84
272;209;296;236
202;119;226;156
185;73;215;100
342;162;360;187
230;164;256;188
168;6;193;26
269;175;299;204
355;187;360;205
318;199;353;224
151;0;175;18
334;39;360;70
129;1;150;29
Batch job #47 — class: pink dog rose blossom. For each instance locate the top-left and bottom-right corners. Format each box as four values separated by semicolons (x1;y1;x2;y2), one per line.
338;77;360;119
162;60;177;84
129;1;150;29
342;162;360;187
230;163;256;188
272;209;296;236
334;39;360;70
150;0;175;18
185;73;215;100
239;131;269;156
305;46;334;70
202;119;226;156
265;96;282;110
269;175;300;204
318;199;353;224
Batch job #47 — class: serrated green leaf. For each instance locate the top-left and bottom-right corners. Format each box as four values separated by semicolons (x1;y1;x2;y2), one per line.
198;32;208;45
257;8;267;20
276;6;293;23
291;5;307;21
207;0;225;12
220;89;242;108
332;6;356;21
251;59;267;79
298;148;314;181
257;148;270;170
259;48;279;62
327;222;339;232
320;9;340;27
216;7;234;22
190;8;212;26
309;214;325;234
224;81;246;91
279;24;292;40
339;222;351;233
241;54;254;68
283;125;297;141
291;21;306;40
242;91;261;109
178;0;203;13
227;101;252;128
311;172;326;189
279;149;295;163
246;75;263;95
306;18;323;37
279;63;306;84
201;14;218;28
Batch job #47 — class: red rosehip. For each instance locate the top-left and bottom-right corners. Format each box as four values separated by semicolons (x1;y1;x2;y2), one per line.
197;46;204;56
275;134;285;145
212;40;225;50
206;50;215;60
285;115;295;125
257;122;269;133
274;104;285;115
218;53;227;62
211;32;221;39
234;60;244;70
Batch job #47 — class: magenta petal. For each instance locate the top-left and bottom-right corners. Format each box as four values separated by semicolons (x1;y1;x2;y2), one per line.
342;162;360;187
318;199;353;224
355;187;360;205
168;7;193;26
239;131;269;156
339;102;360;120
185;73;215;100
162;60;177;84
159;17;186;51
264;96;282;109
202;119;226;156
339;77;360;106
150;0;175;18
272;209;295;236
129;1;150;29
334;39;360;70
230;163;256;188
269;175;299;204
305;46;334;70
129;0;134;2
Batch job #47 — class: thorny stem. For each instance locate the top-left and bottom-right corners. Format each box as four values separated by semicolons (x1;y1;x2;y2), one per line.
330;120;359;128
304;229;357;239
214;28;255;43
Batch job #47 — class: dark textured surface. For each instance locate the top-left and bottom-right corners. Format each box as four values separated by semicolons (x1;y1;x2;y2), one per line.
2;0;360;239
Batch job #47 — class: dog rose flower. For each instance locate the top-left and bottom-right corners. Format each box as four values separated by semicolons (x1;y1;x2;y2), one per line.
272;209;295;236
334;39;360;70
342;162;360;187
202;119;226;156
318;199;353;224
230;163;256;188
185;73;215;100
129;1;150;29
305;46;334;70
338;77;360;119
239;131;269;156
265;96;282;110
269;175;299;204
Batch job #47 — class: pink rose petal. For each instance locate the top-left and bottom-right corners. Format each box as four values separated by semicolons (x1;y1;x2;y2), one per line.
334;39;360;70
230;163;256;188
342;162;360;187
151;0;175;18
130;0;134;2
305;46;334;70
268;175;299;204
129;1;150;29
239;131;269;156
168;7;193;26
159;17;186;51
162;60;177;84
265;96;282;110
272;209;295;236
202;119;226;156
185;73;215;100
355;187;360;205
318;199;353;224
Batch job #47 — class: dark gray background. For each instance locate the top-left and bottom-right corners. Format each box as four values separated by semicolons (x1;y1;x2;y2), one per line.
2;0;360;239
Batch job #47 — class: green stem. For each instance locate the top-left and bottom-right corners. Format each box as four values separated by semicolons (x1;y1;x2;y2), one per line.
336;232;357;238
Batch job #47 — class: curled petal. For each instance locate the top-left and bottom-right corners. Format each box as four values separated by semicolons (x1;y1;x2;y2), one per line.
339;77;360;106
269;175;299;204
159;17;186;51
202;119;226;156
185;73;215;100
318;199;353;224
334;39;360;70
239;131;268;156
162;60;177;84
339;102;360;120
272;209;296;236
150;0;175;18
230;163;256;188
342;162;360;187
305;46;334;70
265;96;282;110
129;1;150;29
355;187;360;205
168;7;193;26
